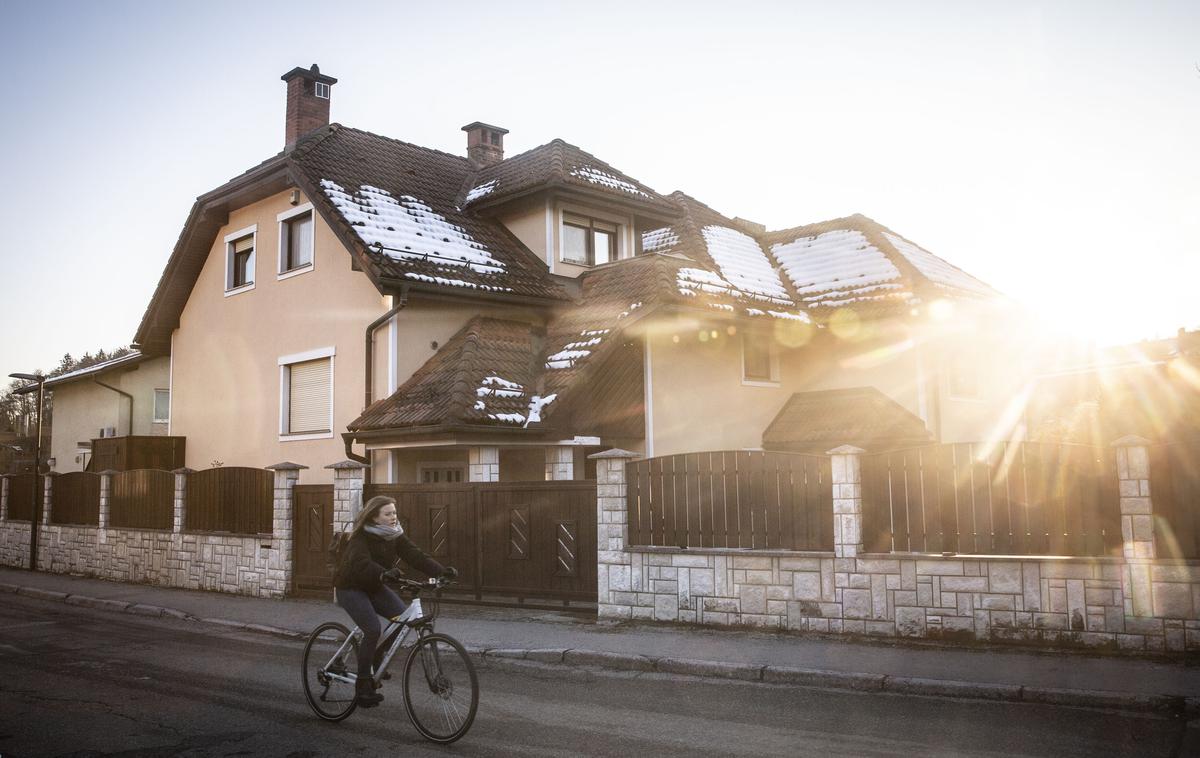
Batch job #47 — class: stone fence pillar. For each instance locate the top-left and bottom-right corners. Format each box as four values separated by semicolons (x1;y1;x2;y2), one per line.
1113;436;1155;618
98;471;111;530
171;468;193;534
468;447;500;482
828;445;866;559
1113;435;1155;560
590;448;640;619
42;474;53;526
266;462;306;543
327;460;367;534
544;446;574;481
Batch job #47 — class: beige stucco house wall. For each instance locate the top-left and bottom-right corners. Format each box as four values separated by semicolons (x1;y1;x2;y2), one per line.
49;356;170;472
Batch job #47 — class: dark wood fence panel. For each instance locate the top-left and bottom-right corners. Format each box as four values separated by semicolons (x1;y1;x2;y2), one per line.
50;472;100;525
627;451;832;550
87;436;185;473
186;467;273;534
478;482;597;600
1149;441;1200;559
861;443;1120;557
367;484;479;595
292;484;335;593
109;469;174;529
6;474;36;521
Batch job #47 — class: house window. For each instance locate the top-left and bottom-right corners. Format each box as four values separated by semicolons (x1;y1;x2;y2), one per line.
224;225;257;293
278;204;314;275
279;348;334;438
419;465;465;484
153;389;170;423
562;213;617;266
742;331;778;384
314;81;330;99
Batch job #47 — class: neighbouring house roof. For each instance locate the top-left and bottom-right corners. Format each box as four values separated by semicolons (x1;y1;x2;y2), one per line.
762;387;933;452
462;138;679;216
762;214;1000;315
43;352;149;389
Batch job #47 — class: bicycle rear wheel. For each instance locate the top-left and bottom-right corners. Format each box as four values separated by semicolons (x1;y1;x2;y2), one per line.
402;632;478;743
302;621;359;721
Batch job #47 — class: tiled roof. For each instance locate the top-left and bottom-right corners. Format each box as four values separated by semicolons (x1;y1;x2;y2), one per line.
763;214;1000;314
291;126;568;301
349;317;554;434
462;139;679;215
762;387;933;452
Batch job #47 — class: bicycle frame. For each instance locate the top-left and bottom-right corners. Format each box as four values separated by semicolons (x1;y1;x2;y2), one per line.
320;594;430;687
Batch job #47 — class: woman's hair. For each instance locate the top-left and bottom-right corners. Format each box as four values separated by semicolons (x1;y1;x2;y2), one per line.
349;495;397;536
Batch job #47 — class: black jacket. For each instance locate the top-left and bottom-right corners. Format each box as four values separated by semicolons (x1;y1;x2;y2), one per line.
333;529;445;591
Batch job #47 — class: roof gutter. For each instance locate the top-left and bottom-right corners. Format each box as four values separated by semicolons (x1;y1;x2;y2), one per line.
344;285;411;468
92;379;134;436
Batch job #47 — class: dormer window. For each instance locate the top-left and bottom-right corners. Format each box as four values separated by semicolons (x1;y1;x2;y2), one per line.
562;213;618;267
314;81;330;99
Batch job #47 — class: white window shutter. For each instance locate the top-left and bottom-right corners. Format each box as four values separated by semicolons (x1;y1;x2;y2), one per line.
289;358;331;433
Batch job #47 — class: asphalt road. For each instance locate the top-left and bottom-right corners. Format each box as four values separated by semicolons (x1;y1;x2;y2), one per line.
0;594;1196;758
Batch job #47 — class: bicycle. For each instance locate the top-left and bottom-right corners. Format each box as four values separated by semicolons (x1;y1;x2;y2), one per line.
301;576;479;744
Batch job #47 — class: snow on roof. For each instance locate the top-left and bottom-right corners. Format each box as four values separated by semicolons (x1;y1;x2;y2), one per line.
546;329;610;370
883;232;995;297
321;180;507;275
641;227;679;254
464;179;498;204
474;374;557;427
570;166;649;197
770;229;904;303
700;225;791;305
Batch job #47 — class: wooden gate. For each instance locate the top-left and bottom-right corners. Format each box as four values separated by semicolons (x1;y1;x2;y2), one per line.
293;484;335;595
365;481;597;606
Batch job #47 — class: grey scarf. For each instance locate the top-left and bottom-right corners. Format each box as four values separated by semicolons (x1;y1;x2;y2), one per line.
363;523;404;541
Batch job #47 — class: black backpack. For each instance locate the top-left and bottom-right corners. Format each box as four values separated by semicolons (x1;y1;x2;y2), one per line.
327;530;351;572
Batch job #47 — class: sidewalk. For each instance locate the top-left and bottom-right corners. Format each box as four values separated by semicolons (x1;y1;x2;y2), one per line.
3;567;1197;713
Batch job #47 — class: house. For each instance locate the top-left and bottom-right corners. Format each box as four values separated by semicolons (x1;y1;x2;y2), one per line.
126;64;1018;483
43;352;175;472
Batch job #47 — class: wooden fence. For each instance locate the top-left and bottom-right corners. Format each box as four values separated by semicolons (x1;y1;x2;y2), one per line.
1149;439;1200;559
186;467;273;534
109;469;174;530
5;473;36;521
50;472;100;526
861;442;1121;556
626;451;833;550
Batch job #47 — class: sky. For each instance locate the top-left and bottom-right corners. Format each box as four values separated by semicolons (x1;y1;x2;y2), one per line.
1;0;1197;384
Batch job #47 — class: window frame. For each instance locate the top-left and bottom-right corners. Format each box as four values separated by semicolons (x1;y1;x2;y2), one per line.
741;330;780;386
277;203;315;279
560;212;619;267
314;81;330;99
946;351;982;401
418;464;467;484
278;346;336;441
223;225;257;296
152;388;170;424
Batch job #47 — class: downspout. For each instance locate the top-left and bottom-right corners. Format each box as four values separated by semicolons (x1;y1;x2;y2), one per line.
93;379;134;436
345;286;410;467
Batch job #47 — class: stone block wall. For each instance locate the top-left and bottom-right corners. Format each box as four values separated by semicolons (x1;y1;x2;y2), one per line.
592;440;1200;653
0;463;304;599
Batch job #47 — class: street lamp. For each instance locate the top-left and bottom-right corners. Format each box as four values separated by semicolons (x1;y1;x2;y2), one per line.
10;372;45;572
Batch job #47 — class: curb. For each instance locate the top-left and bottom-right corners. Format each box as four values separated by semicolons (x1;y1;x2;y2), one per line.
6;582;1195;715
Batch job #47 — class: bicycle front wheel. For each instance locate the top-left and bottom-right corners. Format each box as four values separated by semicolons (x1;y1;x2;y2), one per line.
402;632;478;743
301;621;359;721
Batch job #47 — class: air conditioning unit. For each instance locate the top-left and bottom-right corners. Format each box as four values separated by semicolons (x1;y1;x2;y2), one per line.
100;427;116;438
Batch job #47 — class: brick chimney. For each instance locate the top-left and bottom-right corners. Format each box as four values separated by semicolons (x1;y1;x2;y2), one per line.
461;122;508;167
281;64;338;149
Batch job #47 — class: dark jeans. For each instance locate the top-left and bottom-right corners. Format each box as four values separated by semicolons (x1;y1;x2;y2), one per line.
335;585;407;679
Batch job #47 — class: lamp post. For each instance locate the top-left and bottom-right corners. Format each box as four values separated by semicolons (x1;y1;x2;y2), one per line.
10;372;45;571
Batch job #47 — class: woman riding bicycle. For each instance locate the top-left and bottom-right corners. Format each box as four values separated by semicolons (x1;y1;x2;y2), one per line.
333;495;457;708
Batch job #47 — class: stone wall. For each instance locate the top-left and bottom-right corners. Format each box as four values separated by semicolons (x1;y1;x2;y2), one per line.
0;463;304;599
592;439;1200;653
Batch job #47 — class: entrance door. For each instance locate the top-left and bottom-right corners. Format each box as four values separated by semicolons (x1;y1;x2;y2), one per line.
292;484;334;594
